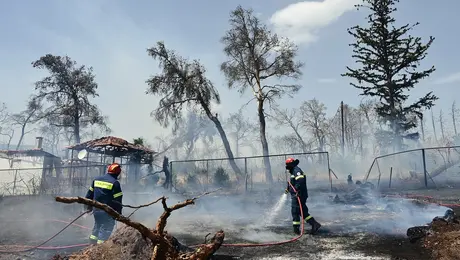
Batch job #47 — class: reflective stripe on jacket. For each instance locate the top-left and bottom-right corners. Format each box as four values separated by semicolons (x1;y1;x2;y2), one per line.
287;166;308;199
85;174;123;214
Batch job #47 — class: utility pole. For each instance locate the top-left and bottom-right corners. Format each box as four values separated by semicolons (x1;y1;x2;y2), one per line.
341;101;345;156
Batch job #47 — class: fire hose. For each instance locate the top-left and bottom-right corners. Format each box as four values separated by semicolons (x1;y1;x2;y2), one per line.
0;210;91;253
2;191;458;253
0;182;304;253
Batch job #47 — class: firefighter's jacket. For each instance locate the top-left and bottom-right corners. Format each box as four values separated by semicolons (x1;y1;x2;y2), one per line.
287;166;308;201
85;174;123;214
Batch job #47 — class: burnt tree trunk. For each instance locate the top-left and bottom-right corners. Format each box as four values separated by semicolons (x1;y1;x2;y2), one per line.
431;109;437;142
201;102;242;180
257;99;273;184
452;102;458;136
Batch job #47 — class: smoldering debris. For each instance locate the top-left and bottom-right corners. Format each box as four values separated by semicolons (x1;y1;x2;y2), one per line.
407;209;456;242
407;209;460;260
332;181;376;205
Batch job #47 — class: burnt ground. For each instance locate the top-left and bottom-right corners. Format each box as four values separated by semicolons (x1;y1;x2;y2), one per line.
0;187;459;260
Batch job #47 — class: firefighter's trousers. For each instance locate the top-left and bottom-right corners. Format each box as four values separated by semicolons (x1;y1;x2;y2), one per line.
89;211;116;244
291;196;314;228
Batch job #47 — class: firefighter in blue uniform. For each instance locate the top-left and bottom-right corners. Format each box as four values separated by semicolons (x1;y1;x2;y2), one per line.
284;157;321;235
85;163;123;244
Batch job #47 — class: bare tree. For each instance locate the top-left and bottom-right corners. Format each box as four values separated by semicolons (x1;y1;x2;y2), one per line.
225;109;256;157
0;103;14;149
80;121;112;142
145;42;242;178
10;100;43;150
0;126;14;149
439;109;446;140
177;112;216;160
31;54;108;145
300;99;328;159
0;103;8;123
270;105;310;153
343;105;364;155
431;109;438;142
451;101;459;136
220;6;303;183
39;124;62;155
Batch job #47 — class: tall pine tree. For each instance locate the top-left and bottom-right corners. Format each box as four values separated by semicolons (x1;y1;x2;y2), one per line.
342;0;438;150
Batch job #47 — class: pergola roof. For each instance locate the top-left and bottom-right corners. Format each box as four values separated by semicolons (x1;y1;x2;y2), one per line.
66;136;155;157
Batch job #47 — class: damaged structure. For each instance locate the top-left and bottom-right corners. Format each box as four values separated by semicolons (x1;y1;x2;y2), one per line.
65;136;157;191
0;136;159;196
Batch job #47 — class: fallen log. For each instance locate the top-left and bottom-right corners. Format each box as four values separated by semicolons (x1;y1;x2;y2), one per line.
54;189;224;260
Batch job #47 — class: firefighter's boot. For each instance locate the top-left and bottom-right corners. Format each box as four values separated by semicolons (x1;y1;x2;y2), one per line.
293;225;300;235
307;218;322;235
89;235;98;245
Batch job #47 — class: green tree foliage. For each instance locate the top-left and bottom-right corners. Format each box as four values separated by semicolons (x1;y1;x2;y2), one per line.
145;42;242;177
221;6;303;183
31;54;109;144
342;0;437;149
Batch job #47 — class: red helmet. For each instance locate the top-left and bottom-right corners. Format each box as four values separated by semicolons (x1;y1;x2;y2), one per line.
285;157;295;164
107;163;121;174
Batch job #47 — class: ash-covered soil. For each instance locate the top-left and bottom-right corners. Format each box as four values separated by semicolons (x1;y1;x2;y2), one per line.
0;187;459;260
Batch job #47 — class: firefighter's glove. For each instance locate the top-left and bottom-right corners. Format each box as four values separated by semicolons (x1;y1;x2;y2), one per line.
284;189;289;194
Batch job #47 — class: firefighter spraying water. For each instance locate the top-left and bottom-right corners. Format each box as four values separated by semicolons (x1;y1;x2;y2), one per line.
284;157;322;235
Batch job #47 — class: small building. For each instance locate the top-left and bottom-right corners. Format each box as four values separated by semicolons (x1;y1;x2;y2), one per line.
0;148;61;195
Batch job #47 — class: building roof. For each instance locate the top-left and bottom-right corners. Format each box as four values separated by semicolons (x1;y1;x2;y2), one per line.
66;136;155;157
0;148;59;158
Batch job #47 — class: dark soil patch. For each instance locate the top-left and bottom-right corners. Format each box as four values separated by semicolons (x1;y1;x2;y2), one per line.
421;207;460;260
352;233;432;260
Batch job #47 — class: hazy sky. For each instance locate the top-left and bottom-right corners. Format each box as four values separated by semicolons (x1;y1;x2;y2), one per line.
0;0;459;146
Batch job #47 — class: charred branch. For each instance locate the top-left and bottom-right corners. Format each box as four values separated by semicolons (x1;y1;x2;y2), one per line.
55;189;224;260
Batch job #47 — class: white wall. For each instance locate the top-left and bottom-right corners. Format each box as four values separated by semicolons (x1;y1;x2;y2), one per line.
0;156;44;195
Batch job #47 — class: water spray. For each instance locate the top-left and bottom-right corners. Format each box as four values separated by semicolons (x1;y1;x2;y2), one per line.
264;193;288;226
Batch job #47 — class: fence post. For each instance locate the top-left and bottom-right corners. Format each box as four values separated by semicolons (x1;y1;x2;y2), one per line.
326;152;332;192
389;167;393;188
169;161;173;191
206;160;209;191
422;149;428;188
244;158;248;192
12;169;18;195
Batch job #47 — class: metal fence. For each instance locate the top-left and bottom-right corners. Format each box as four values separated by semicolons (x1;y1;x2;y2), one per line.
364;146;460;190
0;162;159;196
169;152;333;193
